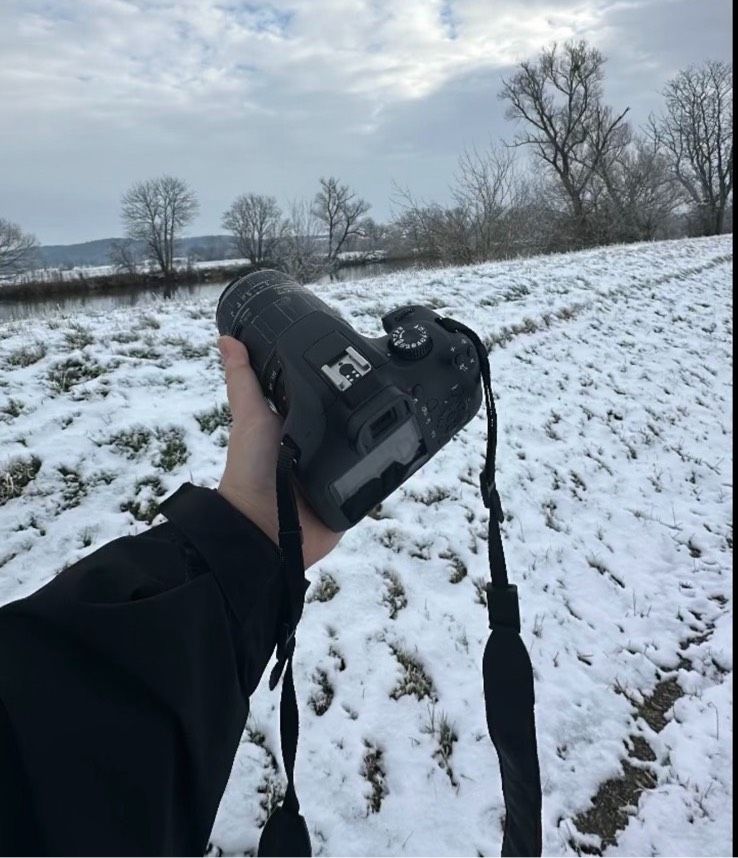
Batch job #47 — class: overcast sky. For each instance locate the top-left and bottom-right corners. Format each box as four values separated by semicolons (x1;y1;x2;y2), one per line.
0;0;732;245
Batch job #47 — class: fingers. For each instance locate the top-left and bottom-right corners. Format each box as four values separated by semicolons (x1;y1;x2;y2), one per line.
218;336;272;425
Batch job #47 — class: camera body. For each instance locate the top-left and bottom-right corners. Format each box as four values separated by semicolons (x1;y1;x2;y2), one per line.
217;270;482;531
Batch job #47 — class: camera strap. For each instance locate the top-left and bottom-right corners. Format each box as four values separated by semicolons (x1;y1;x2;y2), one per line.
439;317;542;857
259;326;541;857
258;438;312;857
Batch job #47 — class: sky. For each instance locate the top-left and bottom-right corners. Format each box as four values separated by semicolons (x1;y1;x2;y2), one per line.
0;0;732;246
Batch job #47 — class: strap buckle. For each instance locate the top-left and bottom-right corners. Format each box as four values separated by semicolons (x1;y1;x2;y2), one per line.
486;583;521;632
479;469;504;523
279;526;304;552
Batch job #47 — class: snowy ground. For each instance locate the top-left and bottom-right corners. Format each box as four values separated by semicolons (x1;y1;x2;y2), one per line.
1;255;250;285
0;236;732;856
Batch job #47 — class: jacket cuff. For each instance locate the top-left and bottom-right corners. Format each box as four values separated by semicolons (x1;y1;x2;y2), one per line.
159;483;281;626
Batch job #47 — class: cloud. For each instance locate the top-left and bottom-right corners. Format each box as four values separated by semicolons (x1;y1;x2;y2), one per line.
0;0;732;242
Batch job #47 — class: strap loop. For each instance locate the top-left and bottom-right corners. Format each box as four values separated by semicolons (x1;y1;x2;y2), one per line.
486;584;521;633
480;470;505;523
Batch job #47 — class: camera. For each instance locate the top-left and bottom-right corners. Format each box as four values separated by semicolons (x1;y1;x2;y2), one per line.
217;270;482;532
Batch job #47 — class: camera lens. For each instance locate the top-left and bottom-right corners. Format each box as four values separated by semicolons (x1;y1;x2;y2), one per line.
216;269;338;398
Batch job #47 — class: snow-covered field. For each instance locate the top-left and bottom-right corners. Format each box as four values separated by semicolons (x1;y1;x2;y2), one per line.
0;236;732;856
1;255;250;285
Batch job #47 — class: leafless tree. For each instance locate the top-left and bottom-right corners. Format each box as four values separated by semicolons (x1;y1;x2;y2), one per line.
311;177;371;262
649;60;733;235
121;175;199;278
392;145;531;264
279;199;327;282
108;238;140;275
0;218;39;274
452;146;522;257
359;217;390;252
593;134;684;242
499;40;630;246
392;184;485;265
222;193;283;265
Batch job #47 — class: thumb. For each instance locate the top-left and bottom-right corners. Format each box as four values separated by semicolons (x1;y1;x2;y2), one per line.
218;336;272;425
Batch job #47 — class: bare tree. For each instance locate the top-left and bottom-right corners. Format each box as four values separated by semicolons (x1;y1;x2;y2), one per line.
108;238;140;275
121;175;199;278
593;135;684;242
279;199;326;282
359;217;390;252
650;60;733;235
0;218;39;274
453;146;521;257
392;145;529;264
499;40;630;246
222;193;283;265
311;177;371;262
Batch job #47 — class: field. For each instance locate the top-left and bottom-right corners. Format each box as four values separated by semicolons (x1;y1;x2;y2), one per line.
0;236;733;856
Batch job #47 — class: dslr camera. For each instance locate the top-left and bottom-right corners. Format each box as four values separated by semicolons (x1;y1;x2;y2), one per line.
217;270;482;531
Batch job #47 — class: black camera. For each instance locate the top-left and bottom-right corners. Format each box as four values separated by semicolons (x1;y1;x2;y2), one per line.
217;270;482;531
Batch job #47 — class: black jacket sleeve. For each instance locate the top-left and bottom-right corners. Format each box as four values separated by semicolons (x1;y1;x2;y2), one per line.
0;483;286;857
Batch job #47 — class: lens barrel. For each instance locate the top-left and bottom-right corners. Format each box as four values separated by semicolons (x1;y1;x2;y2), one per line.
216;270;338;390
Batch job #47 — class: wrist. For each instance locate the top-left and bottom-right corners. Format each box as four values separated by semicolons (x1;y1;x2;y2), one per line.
216;485;279;548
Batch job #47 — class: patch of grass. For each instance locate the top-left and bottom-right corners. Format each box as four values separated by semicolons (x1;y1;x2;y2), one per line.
4;342;47;368
409;485;452;505
92;470;118;486
0;398;25;421
58;465;88;510
154;426;189;472
0;455;42;506
79;527;95;548
306;572;340;603
107;426;153;458
138;314;160;330
573;761;657;852
422;708;459;787
586;555;625;589
163;336;212;359
379;526;404;552
63;323;95;350
542;498;562;531
47;356;105;393
195;403;232;434
308;668;334;716
361;743;388;814
472;576;488;606
159;375;187;389
575;674;688;851
381;569;407;619
120;344;163;361
120;475;166;524
328;645;346;671
439;549;467;583
389;644;436;702
110;330;139;344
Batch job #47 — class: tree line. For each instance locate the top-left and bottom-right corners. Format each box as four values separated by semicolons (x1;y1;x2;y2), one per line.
1;45;732;280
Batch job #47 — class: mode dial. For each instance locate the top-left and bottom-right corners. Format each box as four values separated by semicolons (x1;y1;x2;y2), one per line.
388;323;433;360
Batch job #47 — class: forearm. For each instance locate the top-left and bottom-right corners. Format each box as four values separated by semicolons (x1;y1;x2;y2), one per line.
0;484;284;856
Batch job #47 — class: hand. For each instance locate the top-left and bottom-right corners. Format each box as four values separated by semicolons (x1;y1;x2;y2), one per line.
216;335;343;569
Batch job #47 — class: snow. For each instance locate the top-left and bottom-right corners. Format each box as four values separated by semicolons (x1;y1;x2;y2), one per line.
0;236;732;856
2;256;250;285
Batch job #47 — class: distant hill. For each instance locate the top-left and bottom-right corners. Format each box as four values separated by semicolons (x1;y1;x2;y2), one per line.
38;235;238;268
